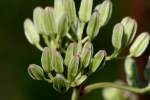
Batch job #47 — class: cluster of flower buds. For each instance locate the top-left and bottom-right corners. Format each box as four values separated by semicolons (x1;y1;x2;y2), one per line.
28;42;106;93
111;17;150;88
23;0;112;52
111;17;150;58
23;0;150;94
27;47;106;93
24;0;112;93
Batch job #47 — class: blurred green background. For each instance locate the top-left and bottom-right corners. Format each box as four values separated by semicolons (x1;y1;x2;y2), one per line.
0;0;150;100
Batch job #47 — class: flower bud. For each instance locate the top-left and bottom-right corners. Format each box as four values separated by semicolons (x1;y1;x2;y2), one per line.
71;75;87;87
41;47;53;73
58;14;69;37
68;55;79;81
65;43;77;66
112;23;124;50
53;50;64;73
54;0;64;23
95;0;112;26
87;12;101;40
79;0;93;22
129;32;150;57
144;56;150;81
64;0;77;25
24;19;40;45
124;57;142;87
102;81;131;100
121;17;137;46
44;7;57;36
81;42;93;68
33;7;45;34
90;50;106;72
28;64;45;80
53;74;69;93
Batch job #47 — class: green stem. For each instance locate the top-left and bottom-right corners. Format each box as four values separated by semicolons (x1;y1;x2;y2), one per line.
106;50;120;61
71;88;80;100
35;43;44;51
42;35;50;47
66;33;74;41
82;36;89;43
83;82;150;95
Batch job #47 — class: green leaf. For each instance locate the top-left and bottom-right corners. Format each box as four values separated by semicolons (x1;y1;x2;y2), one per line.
121;17;137;46
53;74;69;93
41;47;53;72
129;32;150;57
90;50;106;72
24;19;40;45
28;64;45;80
87;12;101;40
144;56;150;81
112;23;124;50
79;0;93;22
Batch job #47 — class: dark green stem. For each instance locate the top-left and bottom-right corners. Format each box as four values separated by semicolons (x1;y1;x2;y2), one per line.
71;88;80;100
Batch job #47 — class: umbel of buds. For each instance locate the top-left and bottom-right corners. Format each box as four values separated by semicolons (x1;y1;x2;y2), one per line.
27;42;106;92
23;0;150;97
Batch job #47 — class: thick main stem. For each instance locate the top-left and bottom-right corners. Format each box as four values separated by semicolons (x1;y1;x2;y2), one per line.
83;82;150;95
71;88;80;100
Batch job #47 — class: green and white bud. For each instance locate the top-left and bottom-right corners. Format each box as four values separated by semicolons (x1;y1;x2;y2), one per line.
81;42;93;68
144;56;150;81
112;23;124;50
33;7;45;34
90;50;106;72
53;50;64;73
124;57;142;87
87;12;100;40
53;74;69;93
121;17;137;46
68;55;79;81
65;43;77;66
58;14;69;37
28;64;45;80
64;0;77;25
24;19;40;45
41;47;53;73
54;0;64;24
95;0;112;26
129;32;150;57
79;0;93;22
44;7;57;36
71;75;87;87
102;82;127;100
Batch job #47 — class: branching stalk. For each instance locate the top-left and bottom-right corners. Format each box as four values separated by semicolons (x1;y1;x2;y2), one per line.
83;82;150;95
